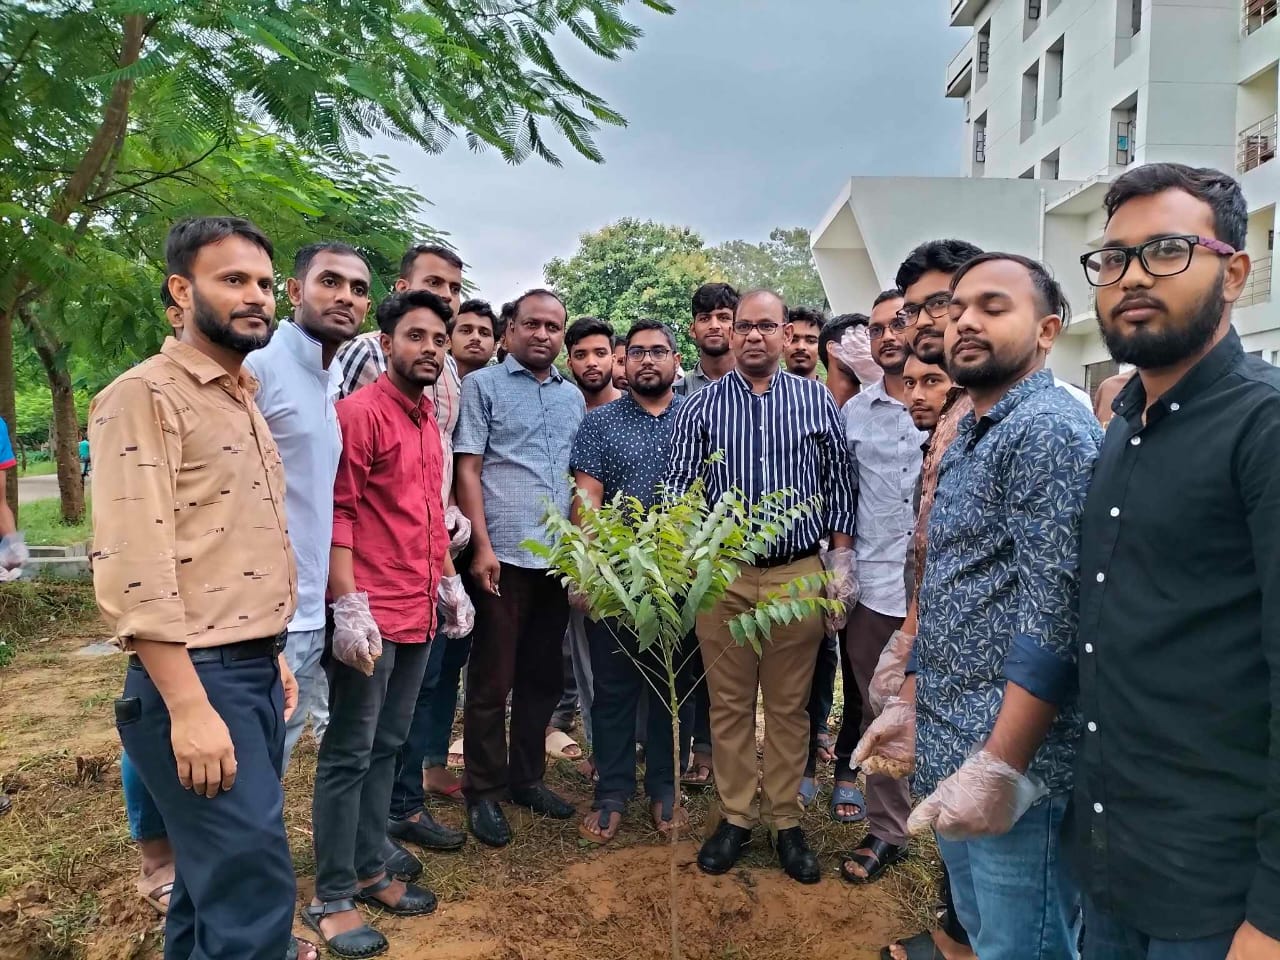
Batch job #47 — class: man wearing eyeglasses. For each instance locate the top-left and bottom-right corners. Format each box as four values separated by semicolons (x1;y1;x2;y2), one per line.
571;319;688;845
1074;163;1280;960
668;290;858;884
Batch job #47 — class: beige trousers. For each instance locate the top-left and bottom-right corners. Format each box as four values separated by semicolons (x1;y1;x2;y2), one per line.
696;555;824;831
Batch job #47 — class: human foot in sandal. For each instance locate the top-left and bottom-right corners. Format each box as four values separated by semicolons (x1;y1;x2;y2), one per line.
579;801;623;845
447;737;465;768
650;796;689;837
680;751;714;788
883;929;975;960
136;849;175;916
841;833;908;884
423;764;463;803
545;728;583;761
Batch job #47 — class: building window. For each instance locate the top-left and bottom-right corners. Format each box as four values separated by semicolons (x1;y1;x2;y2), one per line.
1116;0;1142;63
1040;149;1060;179
1045;36;1065;121
1025;0;1042;37
1021;61;1040;142
976;20;992;90
973;111;988;173
1112;95;1138;166
1246;0;1278;35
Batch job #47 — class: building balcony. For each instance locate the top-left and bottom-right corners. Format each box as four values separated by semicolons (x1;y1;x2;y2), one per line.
1244;0;1277;35
951;0;986;28
946;36;975;98
1239;114;1278;173
1241;256;1273;308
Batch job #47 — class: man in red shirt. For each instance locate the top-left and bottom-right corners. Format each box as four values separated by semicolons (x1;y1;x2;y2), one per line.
305;290;474;959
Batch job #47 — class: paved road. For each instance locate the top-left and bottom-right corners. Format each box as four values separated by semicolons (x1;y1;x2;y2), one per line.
18;474;61;505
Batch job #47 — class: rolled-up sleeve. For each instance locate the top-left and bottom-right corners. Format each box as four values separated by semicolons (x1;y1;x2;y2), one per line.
88;378;186;649
665;391;708;498
1002;416;1100;705
820;392;857;537
332;402;376;551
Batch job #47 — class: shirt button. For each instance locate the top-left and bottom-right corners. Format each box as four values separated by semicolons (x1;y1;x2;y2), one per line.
1109;507;1120;518
1170;402;1180;412
1087;721;1098;732
1096;572;1106;583
1130;436;1142;446
1084;643;1094;653
1093;802;1104;814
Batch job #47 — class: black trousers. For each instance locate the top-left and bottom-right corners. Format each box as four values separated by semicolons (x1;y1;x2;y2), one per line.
117;650;295;960
462;563;569;801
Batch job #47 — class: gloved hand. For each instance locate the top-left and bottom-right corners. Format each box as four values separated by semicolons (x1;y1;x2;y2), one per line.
821;546;859;633
0;532;29;571
331;592;381;677
445;505;471;555
907;749;1048;840
853;695;916;779
437;575;475;638
827;325;884;387
868;629;915;715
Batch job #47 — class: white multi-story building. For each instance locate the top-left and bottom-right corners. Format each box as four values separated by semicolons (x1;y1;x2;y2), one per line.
811;0;1278;396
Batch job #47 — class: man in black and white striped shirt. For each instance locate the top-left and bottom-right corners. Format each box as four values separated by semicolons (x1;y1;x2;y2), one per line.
668;290;858;884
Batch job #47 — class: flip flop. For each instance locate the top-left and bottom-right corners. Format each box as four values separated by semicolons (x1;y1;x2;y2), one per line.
447;738;464;768
140;879;173;916
545;729;583;761
650;795;688;837
880;931;943;959
427;780;464;805
578;801;624;846
797;776;818;809
830;782;867;824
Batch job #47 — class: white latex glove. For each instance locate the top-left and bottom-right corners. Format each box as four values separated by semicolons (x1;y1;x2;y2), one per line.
907;749;1048;840
821;546;859;633
0;532;29;571
868;629;915;715
828;325;884;387
331;592;381;677
853;695;916;779
437;575;475;638
445;505;471;555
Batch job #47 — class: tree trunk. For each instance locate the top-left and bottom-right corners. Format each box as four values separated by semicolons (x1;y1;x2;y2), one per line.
22;308;83;524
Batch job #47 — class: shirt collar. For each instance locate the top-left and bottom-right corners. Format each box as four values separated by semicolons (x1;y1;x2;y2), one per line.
277;319;328;374
1113;327;1244;426
960;368;1055;442
371;372;433;421
727;366;782;395
161;337;259;397
503;352;563;383
619;390;683;417
863;377;903;407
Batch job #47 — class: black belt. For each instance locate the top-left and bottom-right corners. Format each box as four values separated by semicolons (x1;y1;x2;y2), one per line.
753;546;820;570
129;633;285;669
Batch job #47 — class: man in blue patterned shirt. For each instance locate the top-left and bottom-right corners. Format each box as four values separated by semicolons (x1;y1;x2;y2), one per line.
859;253;1101;959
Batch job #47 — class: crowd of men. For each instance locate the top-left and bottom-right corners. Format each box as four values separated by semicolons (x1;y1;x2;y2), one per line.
0;159;1259;960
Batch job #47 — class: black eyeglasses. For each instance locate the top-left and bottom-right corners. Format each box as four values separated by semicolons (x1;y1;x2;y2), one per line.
1080;234;1236;287
896;293;952;326
732;321;781;336
625;346;672;361
867;317;910;340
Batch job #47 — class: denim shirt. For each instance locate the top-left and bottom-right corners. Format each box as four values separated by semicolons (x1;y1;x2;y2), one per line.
914;369;1102;796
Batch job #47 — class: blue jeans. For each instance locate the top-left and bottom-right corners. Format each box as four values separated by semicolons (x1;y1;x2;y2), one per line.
937;792;1081;960
281;626;329;772
121;749;167;842
1083;898;1233;960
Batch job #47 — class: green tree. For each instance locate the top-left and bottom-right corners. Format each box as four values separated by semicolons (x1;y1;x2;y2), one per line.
709;227;827;310
544;219;724;366
0;0;674;518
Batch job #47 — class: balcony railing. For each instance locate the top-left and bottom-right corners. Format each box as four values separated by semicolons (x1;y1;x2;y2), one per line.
1240;256;1273;308
1238;114;1277;173
1244;0;1277;34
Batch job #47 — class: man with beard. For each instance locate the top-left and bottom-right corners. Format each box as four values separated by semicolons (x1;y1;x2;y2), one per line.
450;299;500;378
454;289;585;847
859;253;1101;959
89;217;310;960
307;289;473;958
572;319;689;843
245;242;368;772
1074;163;1280;960
669;290;858;884
785;307;824;379
832;290;926;883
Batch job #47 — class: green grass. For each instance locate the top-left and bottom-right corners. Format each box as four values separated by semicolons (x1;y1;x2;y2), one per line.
17;460;57;477
0;580;99;668
20;496;91;546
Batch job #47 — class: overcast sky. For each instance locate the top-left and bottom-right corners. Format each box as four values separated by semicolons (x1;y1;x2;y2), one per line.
369;1;968;301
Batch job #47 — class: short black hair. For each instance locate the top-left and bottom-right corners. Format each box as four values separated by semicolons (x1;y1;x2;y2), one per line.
165;217;273;278
160;281;176;309
950;252;1071;323
894;239;985;293
399;243;463;280
818;313;869;370
457;298;499;337
735;289;790;323
509;287;566;322
1103;162;1247;251
625;318;677;351
691;282;739;318
565;315;614;351
873;289;904;308
376;289;453;336
294;241;366;280
788;306;825;328
613;335;627;349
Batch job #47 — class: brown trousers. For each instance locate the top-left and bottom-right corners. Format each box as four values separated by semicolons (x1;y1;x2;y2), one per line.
696;555;824;831
462;563;570;801
845;601;911;846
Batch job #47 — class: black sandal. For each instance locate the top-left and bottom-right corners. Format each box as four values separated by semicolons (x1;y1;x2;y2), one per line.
354;874;437;917
300;900;387;960
840;834;908;884
880;931;943;959
578;798;624;845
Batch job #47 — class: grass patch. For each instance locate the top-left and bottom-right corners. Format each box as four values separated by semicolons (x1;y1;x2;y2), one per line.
17;460;58;478
0;580;99;668
20;496;92;547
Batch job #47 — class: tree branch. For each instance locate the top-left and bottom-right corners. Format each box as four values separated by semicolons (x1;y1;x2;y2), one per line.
0;30;39;90
83;137;224;207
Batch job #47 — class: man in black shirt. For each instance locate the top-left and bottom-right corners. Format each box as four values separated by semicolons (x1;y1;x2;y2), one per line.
1075;162;1280;960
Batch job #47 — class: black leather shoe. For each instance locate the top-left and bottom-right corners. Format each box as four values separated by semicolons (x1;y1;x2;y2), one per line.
354;875;437;917
387;810;466;851
773;826;821;884
697;822;753;875
466;798;512;847
509;782;575;819
381;838;422;881
301;900;388;959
